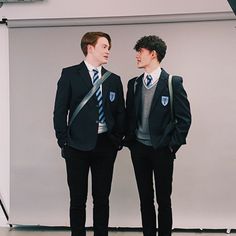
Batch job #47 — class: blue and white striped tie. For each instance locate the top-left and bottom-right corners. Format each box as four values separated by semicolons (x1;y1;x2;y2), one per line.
93;69;105;123
146;74;153;88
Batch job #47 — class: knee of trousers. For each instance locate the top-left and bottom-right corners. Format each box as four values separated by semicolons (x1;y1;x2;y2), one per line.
140;200;155;210
157;197;172;209
93;197;109;207
70;195;87;208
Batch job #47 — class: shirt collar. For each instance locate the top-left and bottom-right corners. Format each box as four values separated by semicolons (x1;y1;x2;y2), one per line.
84;60;102;74
143;66;162;88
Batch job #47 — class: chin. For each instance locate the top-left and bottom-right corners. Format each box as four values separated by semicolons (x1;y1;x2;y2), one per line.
102;59;108;64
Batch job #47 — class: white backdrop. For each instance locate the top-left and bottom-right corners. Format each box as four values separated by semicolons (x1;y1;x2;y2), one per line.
8;18;236;228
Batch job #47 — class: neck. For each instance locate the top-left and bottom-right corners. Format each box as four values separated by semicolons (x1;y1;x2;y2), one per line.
144;61;160;74
85;55;102;68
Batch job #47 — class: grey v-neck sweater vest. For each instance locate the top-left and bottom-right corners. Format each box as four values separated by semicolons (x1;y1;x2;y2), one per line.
136;83;157;146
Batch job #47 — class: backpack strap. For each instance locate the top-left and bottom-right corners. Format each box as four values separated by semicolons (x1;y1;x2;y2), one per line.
168;74;174;121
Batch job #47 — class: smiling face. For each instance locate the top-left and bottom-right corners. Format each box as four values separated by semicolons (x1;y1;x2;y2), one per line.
86;37;110;67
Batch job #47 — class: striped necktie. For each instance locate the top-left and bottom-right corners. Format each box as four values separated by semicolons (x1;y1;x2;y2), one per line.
146;74;153;88
93;69;105;123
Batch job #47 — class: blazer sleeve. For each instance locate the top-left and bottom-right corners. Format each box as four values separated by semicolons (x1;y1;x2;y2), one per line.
169;76;191;151
53;69;71;148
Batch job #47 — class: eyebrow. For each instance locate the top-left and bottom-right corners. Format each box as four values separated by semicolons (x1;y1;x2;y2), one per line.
102;43;111;50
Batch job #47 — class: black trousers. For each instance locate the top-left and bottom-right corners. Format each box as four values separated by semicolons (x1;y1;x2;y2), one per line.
130;141;174;236
64;133;117;236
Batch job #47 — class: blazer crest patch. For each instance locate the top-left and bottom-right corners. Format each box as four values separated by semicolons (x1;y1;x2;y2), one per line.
161;96;169;106
109;92;116;102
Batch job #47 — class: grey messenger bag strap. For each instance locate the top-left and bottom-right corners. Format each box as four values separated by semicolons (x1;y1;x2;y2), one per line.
168;74;178;124
168;74;174;121
69;71;112;126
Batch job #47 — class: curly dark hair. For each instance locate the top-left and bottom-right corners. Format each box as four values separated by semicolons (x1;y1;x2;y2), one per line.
134;35;167;62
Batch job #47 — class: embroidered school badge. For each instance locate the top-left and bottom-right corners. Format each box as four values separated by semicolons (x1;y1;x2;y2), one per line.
161;96;169;106
109;92;116;102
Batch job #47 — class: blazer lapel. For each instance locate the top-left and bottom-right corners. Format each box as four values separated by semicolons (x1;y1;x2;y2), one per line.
101;67;110;103
76;61;93;90
134;74;144;117
150;69;169;113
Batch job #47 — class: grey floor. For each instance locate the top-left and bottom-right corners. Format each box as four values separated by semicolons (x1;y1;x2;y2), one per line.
0;227;236;236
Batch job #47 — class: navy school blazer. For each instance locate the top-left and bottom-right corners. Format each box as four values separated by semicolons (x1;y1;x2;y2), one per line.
125;68;191;155
53;61;126;151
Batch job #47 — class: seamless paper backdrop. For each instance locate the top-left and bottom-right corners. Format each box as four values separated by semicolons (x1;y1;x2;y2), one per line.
9;19;236;228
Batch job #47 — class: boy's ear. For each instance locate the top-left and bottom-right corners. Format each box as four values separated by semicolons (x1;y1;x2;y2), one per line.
87;44;94;54
151;50;158;60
